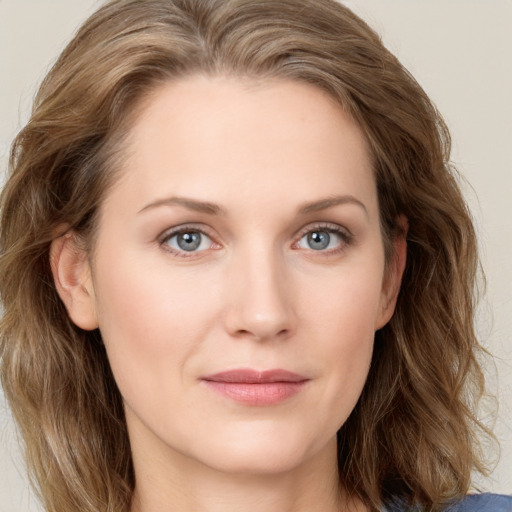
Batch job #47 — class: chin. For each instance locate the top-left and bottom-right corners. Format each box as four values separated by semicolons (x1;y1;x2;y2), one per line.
204;447;310;476
188;425;334;476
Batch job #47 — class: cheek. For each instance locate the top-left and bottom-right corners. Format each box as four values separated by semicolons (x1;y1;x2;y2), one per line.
91;253;222;401
305;260;385;344
300;262;383;421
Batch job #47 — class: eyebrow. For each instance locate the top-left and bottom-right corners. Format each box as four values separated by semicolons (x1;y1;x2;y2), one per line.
298;195;368;217
138;196;226;215
138;194;367;217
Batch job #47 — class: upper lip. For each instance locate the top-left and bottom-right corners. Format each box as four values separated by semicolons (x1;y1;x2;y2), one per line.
202;369;308;384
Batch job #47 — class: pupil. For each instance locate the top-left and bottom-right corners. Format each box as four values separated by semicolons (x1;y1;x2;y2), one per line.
308;231;330;250
177;232;201;251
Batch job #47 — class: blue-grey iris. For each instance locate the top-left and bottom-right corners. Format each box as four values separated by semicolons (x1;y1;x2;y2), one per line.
308;231;330;250
177;232;201;251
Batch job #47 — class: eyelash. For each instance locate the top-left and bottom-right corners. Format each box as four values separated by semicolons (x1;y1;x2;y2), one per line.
159;224;218;258
293;223;353;256
158;222;353;258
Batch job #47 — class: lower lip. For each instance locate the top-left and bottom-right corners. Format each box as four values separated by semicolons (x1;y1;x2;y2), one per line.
203;381;307;405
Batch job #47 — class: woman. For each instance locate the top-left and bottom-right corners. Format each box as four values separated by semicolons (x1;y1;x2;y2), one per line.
0;1;510;511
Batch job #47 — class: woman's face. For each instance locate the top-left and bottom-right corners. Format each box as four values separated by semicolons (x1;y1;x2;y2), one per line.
59;76;403;476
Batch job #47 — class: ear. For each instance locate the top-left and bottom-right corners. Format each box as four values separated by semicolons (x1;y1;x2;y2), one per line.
375;215;408;330
50;232;99;330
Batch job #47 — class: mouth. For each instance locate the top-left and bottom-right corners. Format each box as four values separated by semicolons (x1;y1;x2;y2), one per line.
201;369;309;406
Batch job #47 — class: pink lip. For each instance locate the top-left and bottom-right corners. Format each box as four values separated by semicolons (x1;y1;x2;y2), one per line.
201;369;309;406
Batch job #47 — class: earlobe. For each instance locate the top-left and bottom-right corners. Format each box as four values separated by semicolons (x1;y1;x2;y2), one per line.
375;216;408;330
50;232;99;331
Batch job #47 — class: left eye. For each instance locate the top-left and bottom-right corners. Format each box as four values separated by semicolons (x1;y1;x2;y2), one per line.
163;230;213;253
296;229;345;251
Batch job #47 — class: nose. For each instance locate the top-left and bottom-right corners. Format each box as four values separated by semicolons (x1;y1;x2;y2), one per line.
223;247;296;341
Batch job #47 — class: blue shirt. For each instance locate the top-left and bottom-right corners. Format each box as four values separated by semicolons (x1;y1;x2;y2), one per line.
385;493;512;511
447;494;512;511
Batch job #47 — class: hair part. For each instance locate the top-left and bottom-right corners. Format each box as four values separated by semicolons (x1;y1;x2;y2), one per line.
0;1;493;511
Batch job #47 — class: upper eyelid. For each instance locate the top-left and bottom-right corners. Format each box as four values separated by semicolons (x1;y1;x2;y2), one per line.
158;223;216;242
295;222;352;238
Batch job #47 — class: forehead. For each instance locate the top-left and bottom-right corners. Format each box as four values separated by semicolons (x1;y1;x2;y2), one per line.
104;75;378;219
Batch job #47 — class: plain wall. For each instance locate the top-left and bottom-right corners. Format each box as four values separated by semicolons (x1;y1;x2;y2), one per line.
1;0;511;510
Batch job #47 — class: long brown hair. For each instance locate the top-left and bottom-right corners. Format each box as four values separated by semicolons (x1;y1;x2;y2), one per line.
0;1;492;511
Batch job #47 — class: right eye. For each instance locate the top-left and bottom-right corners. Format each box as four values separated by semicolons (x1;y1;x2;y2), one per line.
161;228;216;256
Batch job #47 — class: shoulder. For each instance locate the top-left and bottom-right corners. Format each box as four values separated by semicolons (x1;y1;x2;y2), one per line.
445;493;512;511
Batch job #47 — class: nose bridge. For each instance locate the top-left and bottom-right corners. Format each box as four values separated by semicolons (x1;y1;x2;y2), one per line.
225;240;295;340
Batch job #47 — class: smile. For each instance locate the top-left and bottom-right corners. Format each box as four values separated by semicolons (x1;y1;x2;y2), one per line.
201;369;309;406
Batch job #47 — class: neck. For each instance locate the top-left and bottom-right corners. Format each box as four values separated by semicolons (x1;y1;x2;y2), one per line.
129;436;365;512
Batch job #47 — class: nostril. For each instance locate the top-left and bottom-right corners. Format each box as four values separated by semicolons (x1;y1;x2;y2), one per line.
232;327;291;341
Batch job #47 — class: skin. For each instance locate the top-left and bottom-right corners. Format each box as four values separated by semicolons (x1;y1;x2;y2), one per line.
52;76;406;512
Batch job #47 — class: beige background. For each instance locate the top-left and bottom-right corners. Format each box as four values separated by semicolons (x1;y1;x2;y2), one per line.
1;1;511;510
